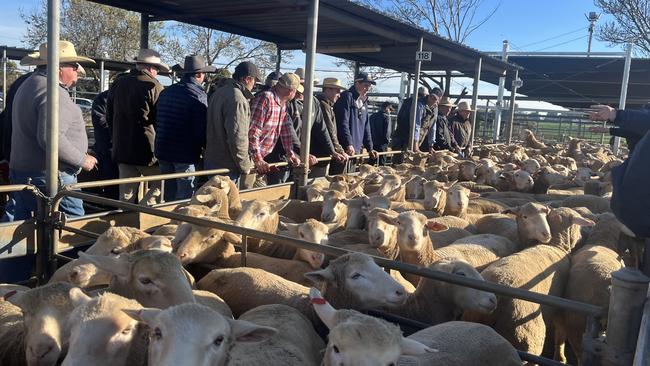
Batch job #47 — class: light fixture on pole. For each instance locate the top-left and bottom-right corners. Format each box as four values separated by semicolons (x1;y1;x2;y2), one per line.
585;12;600;56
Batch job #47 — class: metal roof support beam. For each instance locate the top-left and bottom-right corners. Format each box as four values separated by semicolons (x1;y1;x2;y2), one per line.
297;0;319;187
47;0;60;199
2;48;6;110
506;69;519;145
140;13;149;49
275;46;282;73
469;57;482;147
494;40;509;143
614;43;633;155
408;37;424;151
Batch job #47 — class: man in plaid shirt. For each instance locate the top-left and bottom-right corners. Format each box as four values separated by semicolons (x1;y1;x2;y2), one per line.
249;72;302;175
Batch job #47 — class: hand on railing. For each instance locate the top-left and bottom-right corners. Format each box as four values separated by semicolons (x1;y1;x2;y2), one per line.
81;155;98;172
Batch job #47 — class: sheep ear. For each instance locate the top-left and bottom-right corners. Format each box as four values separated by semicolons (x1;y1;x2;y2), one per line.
325;176;336;183
223;232;242;245
270;200;291;213
377;213;399;226
502;206;520;215
182;268;196;288
443;180;457;190
469;192;481;199
78;252;131;279
69;287;92;308
229;319;277;343
304;267;336;286
426;221;448;232
193;194;213;204
572;216;596;227
4;290;27;309
172;223;192;250
281;222;300;236
400;337;437;356
123;308;160;325
326;222;341;233
309;288;338;329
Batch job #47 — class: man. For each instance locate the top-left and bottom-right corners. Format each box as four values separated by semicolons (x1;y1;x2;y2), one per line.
205;61;259;189
255;71;281;96
369;101;393;166
449;101;474;157
333;72;378;173
155;55;215;201
107;49;167;204
316;77;348;163
91;89;119;200
4;41;97;221
391;87;442;161
428;97;455;152
248;73;302;182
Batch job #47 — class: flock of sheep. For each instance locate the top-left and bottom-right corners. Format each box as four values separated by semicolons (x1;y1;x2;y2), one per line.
0;129;634;366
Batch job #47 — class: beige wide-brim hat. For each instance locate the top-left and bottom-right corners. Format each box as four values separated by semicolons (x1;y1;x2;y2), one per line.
438;97;455;107
317;77;346;90
134;49;170;73
30;41;96;66
457;101;474;112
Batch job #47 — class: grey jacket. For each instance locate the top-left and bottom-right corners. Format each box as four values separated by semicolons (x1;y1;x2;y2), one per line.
10;70;87;173
205;78;253;173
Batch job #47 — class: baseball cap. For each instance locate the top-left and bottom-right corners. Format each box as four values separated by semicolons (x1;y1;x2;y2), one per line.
278;72;302;92
354;72;376;85
233;61;261;82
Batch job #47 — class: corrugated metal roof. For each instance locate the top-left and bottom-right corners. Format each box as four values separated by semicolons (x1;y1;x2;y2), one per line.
85;0;519;81
506;56;650;108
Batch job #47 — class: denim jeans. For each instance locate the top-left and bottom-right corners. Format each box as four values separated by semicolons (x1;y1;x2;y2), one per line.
158;161;196;202
204;161;242;188
3;169;84;222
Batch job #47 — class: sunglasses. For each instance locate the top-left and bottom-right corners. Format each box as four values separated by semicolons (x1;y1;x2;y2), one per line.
61;63;80;71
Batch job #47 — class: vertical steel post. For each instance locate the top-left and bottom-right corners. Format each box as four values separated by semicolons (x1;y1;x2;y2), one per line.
398;72;407;109
603;268;650;366
613;43;632;155
297;0;319;187
140;13;149;49
494;40;509;142
506;69;519;144
99;60;106;92
2;48;6;111
46;0;60;199
353;61;360;78
469;57;482;147
408;36;424;151
275;46;282;73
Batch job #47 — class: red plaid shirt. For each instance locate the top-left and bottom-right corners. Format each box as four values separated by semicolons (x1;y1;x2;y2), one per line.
248;90;296;162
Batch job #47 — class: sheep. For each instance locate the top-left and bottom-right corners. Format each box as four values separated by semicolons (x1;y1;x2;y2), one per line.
502;202;554;247
374;174;407;202
309;288;520;366
309;288;434;366
171;203;216;223
443;184;479;218
523;129;547;149
532;166;574;194
78;249;196;309
325;175;348;193
320;190;353;229
228;199;293;258
344;195;391;230
466;197;509;214
0;284;29;297
123;303;276;366
475;163;500;186
497;169;534;192
1;282;77;366
392;180;453;214
228;305;324;366
190;186;231;219
436;234;518;270
197;252;407;321
457;181;498;193
387;259;497;324
377;211;449;286
62;289;146;366
521;158;541;175
152;224;178;239
463;207;594;356
192;290;233;318
555;213;625;363
405;175;427;199
328;229;370;246
279;199;323;222
196;175;243;218
457;161;477;181
552;194;612;214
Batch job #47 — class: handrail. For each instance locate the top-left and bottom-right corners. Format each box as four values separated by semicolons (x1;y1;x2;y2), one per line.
0;184;41;194
66;167;232;190
52;189;605;318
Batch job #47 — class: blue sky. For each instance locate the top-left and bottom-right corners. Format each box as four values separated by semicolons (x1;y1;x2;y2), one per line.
0;0;626;107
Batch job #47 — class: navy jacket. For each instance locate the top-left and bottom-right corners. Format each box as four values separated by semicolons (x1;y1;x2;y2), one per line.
369;111;390;148
154;76;208;164
334;86;373;152
0;72;33;161
91;90;111;156
610;109;650;237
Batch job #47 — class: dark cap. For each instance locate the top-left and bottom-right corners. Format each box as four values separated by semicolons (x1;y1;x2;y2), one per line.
430;87;443;98
233;61;261;82
182;55;217;73
380;101;393;111
265;71;282;87
354;72;376;85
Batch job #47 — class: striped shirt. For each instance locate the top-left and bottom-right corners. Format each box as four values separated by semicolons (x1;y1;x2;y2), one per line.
248;90;296;162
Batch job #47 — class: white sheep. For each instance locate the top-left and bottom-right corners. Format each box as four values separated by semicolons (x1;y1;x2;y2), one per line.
123;303;276;366
436;234;517;270
197;252;407;322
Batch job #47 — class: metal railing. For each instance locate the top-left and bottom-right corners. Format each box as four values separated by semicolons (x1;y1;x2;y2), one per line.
634;292;650;366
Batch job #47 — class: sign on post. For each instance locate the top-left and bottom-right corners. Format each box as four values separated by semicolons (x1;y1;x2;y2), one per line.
415;51;432;61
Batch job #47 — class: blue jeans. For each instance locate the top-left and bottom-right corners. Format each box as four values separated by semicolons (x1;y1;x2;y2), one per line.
159;161;196;202
204;161;240;187
3;169;84;221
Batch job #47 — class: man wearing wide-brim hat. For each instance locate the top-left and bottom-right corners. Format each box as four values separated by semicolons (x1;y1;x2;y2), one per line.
448;101;474;157
3;41;97;221
106;49;167;204
428;96;456;152
316;77;348;162
154;55;216;201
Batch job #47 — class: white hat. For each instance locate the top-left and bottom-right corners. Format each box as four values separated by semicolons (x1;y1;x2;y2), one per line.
134;49;170;73
30;41;95;66
457;101;474;112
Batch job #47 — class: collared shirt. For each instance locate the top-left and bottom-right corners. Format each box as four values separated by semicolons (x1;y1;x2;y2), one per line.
248;90;296;162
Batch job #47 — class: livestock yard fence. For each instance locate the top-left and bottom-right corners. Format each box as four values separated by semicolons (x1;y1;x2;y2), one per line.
1;150;648;366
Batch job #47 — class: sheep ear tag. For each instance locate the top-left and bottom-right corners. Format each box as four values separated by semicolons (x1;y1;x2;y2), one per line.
426;221;448;232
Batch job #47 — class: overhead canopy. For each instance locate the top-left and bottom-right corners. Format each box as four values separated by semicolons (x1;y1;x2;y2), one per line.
1;46;136;71
85;0;519;80
505;55;650;109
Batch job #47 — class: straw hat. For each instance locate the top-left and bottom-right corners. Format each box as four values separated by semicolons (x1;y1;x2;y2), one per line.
134;49;170;73
317;77;346;90
20;52;41;66
29;41;95;66
457;101;474;112
438;97;455;107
